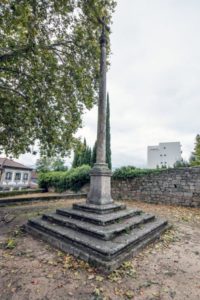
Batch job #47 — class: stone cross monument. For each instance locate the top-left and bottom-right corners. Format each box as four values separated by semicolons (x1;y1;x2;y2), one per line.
87;18;113;205
27;18;168;273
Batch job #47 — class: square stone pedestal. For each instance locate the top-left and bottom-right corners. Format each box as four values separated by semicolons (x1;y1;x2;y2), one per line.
87;163;113;205
26;198;168;273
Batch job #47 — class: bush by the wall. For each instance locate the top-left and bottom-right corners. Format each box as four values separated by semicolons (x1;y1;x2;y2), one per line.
112;166;164;179
38;165;166;193
38;165;91;192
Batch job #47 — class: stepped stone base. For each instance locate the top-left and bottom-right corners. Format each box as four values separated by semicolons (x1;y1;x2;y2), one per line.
26;202;168;273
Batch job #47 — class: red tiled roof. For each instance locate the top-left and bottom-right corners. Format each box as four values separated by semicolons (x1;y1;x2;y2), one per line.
0;158;32;170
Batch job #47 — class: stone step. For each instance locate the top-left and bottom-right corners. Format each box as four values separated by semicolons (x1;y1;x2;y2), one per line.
42;212;155;240
56;207;142;225
73;202;126;214
27;217;167;264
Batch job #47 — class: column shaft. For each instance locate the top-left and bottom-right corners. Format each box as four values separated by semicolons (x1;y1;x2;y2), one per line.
96;40;107;164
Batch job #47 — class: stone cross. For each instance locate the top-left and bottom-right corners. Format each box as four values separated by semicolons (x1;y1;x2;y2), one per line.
87;17;113;205
26;17;169;274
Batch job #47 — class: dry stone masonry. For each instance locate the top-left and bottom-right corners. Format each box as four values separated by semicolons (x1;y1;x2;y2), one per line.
112;167;200;208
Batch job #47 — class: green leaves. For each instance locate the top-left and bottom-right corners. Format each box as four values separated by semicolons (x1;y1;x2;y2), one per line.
36;156;68;172
38;164;91;192
5;238;17;249
0;0;116;156
112;166;165;179
190;134;200;166
72;138;92;168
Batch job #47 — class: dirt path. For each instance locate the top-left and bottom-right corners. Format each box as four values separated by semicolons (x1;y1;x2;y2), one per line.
0;199;200;300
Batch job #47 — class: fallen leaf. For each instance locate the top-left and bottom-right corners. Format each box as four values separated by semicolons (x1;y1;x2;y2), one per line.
95;275;104;282
114;287;123;296
31;280;39;285
93;287;101;296
6;239;16;249
124;290;134;299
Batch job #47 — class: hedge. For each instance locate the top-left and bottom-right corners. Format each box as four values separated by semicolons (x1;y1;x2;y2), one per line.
38;165;166;192
112;166;164;179
38;165;91;192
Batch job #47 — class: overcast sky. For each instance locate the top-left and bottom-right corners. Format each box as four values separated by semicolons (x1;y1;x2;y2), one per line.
18;0;200;168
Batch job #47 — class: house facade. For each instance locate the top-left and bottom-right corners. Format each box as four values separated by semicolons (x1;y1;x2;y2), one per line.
0;158;32;191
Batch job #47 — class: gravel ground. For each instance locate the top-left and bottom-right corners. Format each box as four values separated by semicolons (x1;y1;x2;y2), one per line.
0;198;200;300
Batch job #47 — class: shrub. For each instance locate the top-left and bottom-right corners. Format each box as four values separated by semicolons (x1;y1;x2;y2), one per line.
174;160;190;168
38;164;166;192
112;166;163;179
38;165;91;192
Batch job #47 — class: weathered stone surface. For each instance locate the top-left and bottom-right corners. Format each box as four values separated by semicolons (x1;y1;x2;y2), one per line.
56;207;142;225
26;202;168;272
64;168;200;207
87;163;113;205
42;212;155;240
111;167;200;207
26;220;167;272
27;217;166;257
73;202;126;214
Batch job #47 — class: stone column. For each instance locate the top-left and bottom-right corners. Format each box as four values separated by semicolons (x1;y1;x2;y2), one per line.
87;21;113;205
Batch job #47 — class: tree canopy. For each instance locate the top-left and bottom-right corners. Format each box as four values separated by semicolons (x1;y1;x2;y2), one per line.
190;134;200;166
36;156;67;172
0;0;116;157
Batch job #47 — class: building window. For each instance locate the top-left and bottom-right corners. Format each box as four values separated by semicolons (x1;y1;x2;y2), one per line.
5;172;12;180
15;173;21;181
23;173;29;181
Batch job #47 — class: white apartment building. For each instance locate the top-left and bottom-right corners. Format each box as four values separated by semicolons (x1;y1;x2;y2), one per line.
147;142;182;169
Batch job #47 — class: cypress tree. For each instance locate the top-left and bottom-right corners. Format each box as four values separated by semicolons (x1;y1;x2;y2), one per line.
106;93;112;169
81;138;87;165
72;150;80;168
86;147;92;166
91;141;97;166
73;138;92;167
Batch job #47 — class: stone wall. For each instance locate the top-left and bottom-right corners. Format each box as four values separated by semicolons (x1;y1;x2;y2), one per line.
111;167;200;207
50;167;200;208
